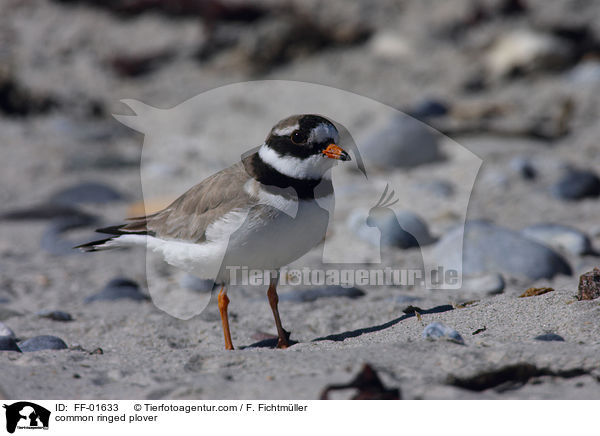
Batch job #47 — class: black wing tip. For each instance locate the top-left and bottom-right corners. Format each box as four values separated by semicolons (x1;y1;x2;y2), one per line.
73;237;115;252
96;224;152;236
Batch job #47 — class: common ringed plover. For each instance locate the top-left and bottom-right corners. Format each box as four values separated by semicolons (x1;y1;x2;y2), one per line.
78;114;351;350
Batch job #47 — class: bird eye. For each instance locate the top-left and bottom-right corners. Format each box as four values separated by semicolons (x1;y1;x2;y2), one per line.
291;131;307;144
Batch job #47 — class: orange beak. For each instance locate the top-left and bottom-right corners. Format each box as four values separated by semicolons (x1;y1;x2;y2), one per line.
322;143;351;161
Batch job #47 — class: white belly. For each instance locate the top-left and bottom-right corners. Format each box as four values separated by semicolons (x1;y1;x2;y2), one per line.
143;196;332;283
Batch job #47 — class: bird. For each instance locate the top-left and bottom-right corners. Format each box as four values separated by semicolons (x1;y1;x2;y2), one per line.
77;114;351;350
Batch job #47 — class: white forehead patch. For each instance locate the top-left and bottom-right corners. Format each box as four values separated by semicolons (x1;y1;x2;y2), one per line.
309;123;339;144
271;123;299;137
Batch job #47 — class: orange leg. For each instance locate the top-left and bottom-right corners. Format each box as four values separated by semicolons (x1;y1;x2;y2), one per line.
267;280;290;349
218;286;234;350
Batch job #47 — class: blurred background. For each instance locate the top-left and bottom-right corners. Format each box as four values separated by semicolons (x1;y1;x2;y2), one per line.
1;0;600;399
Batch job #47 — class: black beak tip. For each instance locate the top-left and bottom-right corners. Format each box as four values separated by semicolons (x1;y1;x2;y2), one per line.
341;151;351;162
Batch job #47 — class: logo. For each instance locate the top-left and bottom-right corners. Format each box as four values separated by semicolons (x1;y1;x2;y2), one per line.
3;402;50;434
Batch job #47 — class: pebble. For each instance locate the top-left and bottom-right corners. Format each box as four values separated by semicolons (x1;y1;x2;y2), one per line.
521;223;594;256
568;60;600;84
278;286;365;303
179;274;214;293
0;204;94;221
0;336;20;352
578;267;600;300
41;214;98;255
485;30;573;79
423;322;464;345
36;310;73;322
390;295;422;304
432;220;572;280
551;169;600;200
461;273;505;295
348;208;435;249
416;180;454;198
50;182;125;205
85;278;149;303
369;32;411;61
509;157;536;180
408;98;449;120
534;333;565;342
0;322;16;339
19;335;68;352
360;114;443;169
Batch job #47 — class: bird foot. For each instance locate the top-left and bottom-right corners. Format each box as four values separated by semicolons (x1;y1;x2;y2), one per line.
276;329;291;349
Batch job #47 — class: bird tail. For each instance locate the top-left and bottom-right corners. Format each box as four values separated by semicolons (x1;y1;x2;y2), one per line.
74;222;151;252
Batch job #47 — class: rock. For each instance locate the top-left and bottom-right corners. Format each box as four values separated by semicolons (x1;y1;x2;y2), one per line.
390;295;422;304
369;32;411;61
534;333;565;342
0;307;22;320
0;336;20;352
568;60;600;84
348;208;435;249
179;274;214;293
278;286;365;303
432;220;572;280
485;30;573;79
509;157;536;180
551;169;600;200
36;310;73;322
360;114;443;169
423;322;464;345
0;204;95;221
49;182;125;205
416;180;454;198
578;267;600;301
85;278;149;303
408;98;449;120
19;335;68;352
519;287;554;298
41;214;98;255
521;223;594;256
0;322;16;339
461;273;505;295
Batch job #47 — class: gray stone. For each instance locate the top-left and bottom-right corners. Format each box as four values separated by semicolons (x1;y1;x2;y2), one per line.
278;286;365;303
408;98;449;120
348;208;435;249
360;114;443;169
509;157;536;180
551;169;600;200
0;336;20;352
432;220;572;280
568;61;600;84
85;278;149;303
423;322;464;344
521;223;594;256
461;273;505;295
179;274;214;293
0;322;16;339
36;310;74;322
19;335;68;352
416;180;454;198
50;182;125;205
534;333;565;342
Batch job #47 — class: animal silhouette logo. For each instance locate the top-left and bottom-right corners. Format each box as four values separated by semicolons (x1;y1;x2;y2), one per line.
3;402;50;433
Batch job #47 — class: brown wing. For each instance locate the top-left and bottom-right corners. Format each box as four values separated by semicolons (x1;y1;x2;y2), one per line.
102;161;254;242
